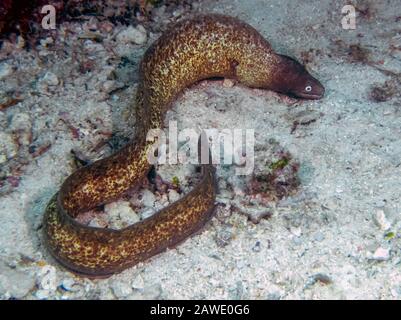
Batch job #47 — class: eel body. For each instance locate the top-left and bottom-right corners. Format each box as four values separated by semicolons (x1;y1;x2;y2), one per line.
43;14;324;277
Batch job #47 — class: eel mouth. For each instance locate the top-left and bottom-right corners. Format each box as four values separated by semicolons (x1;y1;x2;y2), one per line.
296;91;325;100
286;89;325;100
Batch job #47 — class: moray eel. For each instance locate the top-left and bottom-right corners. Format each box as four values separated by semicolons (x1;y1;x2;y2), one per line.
43;14;324;277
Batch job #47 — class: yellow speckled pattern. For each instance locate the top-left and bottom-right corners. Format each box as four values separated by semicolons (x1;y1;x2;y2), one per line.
42;14;324;277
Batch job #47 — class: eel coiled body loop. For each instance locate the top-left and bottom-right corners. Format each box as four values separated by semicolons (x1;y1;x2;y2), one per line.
43;14;325;277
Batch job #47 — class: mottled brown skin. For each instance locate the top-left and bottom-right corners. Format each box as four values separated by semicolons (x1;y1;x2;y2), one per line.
43;14;325;277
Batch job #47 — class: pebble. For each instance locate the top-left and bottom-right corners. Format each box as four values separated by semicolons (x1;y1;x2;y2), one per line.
131;274;145;290
313;232;325;242
153;201;165;211
158;165;195;190
241;207;272;224
35;289;51;300
290;227;302;237
371;247;390;261
223;78;235;88
88;216;108;228
117;25;147;45
9;113;32;147
101;80;125;93
158;193;169;207
16;36;25;49
168;189;180;202
215;203;232;221
38;265;57;292
308;273;333;286
60;278;76;291
214;228;233;247
173;8;184;18
141;209;156;220
0;154;6;165
292;236;303;246
374;210;391;231
252;241;261;252
111;281;133;298
0;132;18;163
105;200;140;228
374;199;386;208
99;21;114;33
40;37;54;47
0;63;13;80
140;189;156;207
118;208;140;226
102;80;116;93
42;71;59;86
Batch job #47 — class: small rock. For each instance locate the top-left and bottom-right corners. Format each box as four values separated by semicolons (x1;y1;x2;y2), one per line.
99;21;114;33
88;216;108;228
214;227;233;247
131;274;145;290
252;241;261;252
308;273;333;286
0;132;18;162
60;278;75;291
141;209;155;220
292;236;303;246
158;193;169;207
38;265;57;292
16;36;25;49
111;281;133;298
119;209;140;227
223;78;235;88
140;189;156;207
0;63;13;80
371;247;390;261
374;210;391;231
313;232;325;242
105;200;139;228
168;189;180;202
42;72;59;86
239;206;272;224
290;227;302;237
236;260;247;269
35;289;50;300
101;80;125;94
374;199;386;208
40;37;54;47
172;8;184;18
102;80;116;93
117;25;147;45
215;203;232;221
9;113;32;147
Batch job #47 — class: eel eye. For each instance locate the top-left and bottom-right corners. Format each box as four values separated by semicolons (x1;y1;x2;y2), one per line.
305;85;312;92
